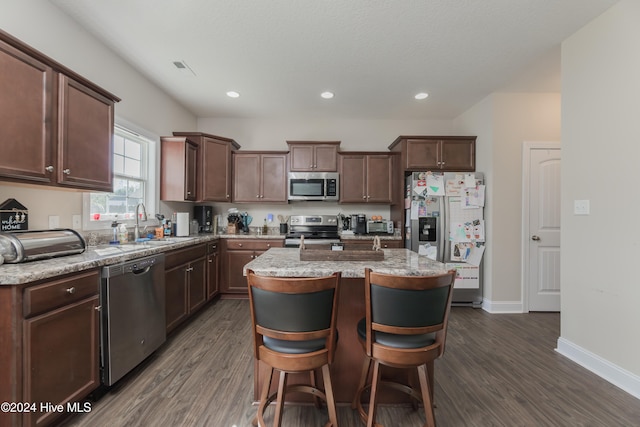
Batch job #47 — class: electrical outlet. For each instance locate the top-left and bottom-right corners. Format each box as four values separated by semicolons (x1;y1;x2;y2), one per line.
574;200;590;215
72;214;82;230
48;215;60;229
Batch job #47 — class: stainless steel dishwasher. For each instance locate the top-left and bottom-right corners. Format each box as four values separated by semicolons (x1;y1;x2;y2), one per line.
100;253;166;386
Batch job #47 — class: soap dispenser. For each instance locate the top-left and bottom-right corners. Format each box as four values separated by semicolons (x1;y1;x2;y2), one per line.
110;221;119;244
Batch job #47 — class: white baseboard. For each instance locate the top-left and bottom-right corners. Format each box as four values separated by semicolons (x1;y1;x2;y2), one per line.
481;298;524;313
556;337;640;400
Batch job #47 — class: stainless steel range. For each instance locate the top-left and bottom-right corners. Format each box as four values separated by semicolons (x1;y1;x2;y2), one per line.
284;215;340;247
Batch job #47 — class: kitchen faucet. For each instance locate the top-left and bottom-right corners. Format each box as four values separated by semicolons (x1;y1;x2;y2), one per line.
134;203;148;240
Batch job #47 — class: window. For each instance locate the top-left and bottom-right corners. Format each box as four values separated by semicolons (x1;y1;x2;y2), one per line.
83;123;157;230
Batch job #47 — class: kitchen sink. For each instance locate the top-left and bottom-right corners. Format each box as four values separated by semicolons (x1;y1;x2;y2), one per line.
93;237;198;256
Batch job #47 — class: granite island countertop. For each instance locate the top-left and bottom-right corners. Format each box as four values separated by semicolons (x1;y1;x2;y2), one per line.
243;248;447;278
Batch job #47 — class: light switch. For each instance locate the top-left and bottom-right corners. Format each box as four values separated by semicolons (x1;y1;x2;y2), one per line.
574;200;590;215
48;215;60;229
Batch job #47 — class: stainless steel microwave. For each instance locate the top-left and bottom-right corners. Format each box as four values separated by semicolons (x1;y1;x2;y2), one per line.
287;172;339;201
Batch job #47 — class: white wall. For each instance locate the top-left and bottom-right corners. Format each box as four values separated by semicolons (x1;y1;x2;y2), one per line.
0;0;196;230
198;117;456;223
454;93;561;308
560;0;640;380
197;117;453;151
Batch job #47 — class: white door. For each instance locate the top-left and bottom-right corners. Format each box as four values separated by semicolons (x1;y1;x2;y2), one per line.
524;144;561;311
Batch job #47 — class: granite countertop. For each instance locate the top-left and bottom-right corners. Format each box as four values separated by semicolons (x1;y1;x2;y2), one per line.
0;235;219;285
0;231;404;285
243;248;447;278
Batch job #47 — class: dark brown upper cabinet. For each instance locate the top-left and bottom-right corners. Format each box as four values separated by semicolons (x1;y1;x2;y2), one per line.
172;132;240;202
0;30;119;192
389;136;476;172
287;141;340;172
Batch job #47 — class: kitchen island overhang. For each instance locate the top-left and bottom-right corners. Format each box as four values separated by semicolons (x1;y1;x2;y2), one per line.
243;248;449;404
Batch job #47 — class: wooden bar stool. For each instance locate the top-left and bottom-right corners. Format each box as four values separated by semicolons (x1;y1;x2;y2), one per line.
351;268;456;427
247;269;341;427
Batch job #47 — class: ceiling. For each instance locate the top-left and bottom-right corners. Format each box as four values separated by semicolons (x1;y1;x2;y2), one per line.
51;0;618;120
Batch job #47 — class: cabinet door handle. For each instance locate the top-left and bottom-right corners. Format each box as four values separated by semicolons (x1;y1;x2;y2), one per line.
66;287;76;294
362;196;366;199
226;194;230;198
186;267;194;272
63;168;71;175
208;259;213;263
45;165;54;172
95;305;102;312
256;195;260;198
238;243;243;247
532;235;541;241
267;244;271;248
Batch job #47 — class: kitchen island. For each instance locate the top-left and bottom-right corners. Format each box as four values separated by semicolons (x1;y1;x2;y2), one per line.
243;247;447;278
243;248;448;404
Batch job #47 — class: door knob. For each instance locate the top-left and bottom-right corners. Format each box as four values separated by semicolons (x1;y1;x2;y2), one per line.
531;235;541;241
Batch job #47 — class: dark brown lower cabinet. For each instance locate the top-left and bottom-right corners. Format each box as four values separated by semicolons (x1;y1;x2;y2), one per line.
220;239;284;297
0;269;103;427
23;296;100;427
164;244;208;334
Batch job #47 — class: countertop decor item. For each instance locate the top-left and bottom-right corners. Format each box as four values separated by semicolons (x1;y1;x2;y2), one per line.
0;198;28;232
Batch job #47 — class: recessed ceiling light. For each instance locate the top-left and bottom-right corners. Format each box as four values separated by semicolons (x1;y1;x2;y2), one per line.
415;92;429;100
321;91;334;99
226;91;240;98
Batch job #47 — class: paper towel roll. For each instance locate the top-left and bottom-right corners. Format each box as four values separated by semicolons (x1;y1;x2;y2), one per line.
176;212;190;236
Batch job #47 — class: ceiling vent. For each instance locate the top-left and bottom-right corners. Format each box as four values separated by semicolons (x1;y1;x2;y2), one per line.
172;60;196;76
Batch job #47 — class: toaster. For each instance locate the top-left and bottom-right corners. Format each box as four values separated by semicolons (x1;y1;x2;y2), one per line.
366;220;394;235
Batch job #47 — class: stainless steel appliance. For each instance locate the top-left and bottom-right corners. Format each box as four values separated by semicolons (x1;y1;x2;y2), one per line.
354;214;367;234
100;253;165;386
194;206;214;233
405;172;485;307
288;172;339;201
0;229;85;263
284;215;340;247
366;220;394;235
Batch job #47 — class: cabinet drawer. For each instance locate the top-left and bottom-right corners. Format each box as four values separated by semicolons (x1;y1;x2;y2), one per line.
23;269;99;318
165;243;207;270
225;239;283;251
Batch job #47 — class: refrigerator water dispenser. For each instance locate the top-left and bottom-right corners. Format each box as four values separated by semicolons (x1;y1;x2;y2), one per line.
418;217;437;242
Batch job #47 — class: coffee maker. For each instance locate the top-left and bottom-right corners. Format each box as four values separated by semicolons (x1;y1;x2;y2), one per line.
354;214;367;234
193;206;214;233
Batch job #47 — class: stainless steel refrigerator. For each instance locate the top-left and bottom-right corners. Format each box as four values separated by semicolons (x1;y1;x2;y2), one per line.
405;172;485;307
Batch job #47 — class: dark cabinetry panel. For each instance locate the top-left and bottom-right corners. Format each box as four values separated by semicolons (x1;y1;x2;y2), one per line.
0;31;118;192
164;244;207;333
160;137;198;202
172;132;240;202
339;153;394;204
21;270;100;427
221;239;284;296
287;141;340;172
233;152;287;203
391;136;476;172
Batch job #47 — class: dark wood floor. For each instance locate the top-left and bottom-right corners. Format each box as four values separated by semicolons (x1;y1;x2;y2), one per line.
62;300;640;427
